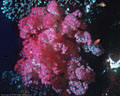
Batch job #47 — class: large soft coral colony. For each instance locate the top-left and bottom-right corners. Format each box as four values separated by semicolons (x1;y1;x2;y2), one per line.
15;0;102;95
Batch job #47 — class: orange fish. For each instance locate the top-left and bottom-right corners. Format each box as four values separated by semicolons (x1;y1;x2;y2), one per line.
93;39;100;45
97;2;106;7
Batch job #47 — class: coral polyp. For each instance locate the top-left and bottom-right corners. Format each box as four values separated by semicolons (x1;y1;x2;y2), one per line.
14;0;103;95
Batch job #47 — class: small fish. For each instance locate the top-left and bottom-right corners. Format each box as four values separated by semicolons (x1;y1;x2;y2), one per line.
93;39;100;45
97;2;106;7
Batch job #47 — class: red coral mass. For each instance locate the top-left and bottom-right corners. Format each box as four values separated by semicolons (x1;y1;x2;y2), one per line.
15;0;96;95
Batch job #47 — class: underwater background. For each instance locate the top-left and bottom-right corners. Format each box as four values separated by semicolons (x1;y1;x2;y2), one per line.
0;0;120;96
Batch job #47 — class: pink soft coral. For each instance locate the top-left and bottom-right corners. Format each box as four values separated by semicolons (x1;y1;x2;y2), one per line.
16;0;102;95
